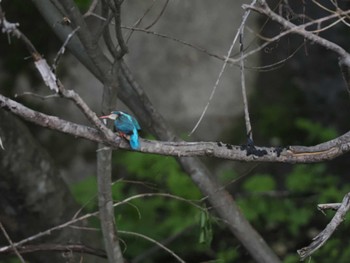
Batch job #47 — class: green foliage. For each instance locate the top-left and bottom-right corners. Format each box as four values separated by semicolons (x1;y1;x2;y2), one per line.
258;104;295;139
216;248;239;262
238;172;315;236
112;152;205;259
283;254;299;263
71;152;212;262
74;0;91;11
199;209;213;245
1;258;23;263
69;127;348;262
114;152;202;199
243;173;276;192
303;238;350;263
70;176;97;212
286;164;343;204
295;118;338;143
236;163;350;261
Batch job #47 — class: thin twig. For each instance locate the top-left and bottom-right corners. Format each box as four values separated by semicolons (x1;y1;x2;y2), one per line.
0;4;59;92
53;26;81;72
0;135;5;150
0;222;25;263
248;1;350;98
112;0;128;58
0;193;203;253
123;25;225;61
14;92;60;100
188;0;257;136
317;203;341;212
144;0;170;30
1;243;107;259
239;8;253;141
125;0;157;43
119;230;185;263
83;0;100;17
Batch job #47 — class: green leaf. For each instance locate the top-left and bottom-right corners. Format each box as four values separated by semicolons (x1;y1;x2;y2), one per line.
198;209;213;245
70;176;97;211
74;0;91;11
295;118;337;143
243;174;276;192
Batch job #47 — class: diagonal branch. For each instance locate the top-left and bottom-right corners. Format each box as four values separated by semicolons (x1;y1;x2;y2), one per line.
0;222;25;263
246;1;350;92
297;193;350;261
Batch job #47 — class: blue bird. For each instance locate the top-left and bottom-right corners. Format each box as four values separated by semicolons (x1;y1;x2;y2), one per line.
100;111;141;150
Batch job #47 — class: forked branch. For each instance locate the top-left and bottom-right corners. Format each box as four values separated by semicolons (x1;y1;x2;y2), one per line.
298;193;350;261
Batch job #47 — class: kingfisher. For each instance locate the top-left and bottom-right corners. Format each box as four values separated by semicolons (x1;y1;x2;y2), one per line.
100;111;141;150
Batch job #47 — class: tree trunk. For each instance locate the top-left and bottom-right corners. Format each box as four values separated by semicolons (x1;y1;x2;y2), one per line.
0;110;103;263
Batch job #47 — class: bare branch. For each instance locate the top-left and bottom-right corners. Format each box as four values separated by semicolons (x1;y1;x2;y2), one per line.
119;230;185;263
144;0;170;30
298;193;350;261
1;93;350;163
122;25;226;61
246;0;350;100
0;5;36;53
112;0;128;58
188;0;258;136
97;145;124;263
0;5;59;92
53;26;80;72
0;192;204;254
238;2;255;141
2;243;107;259
317;203;341;212
0;222;25;263
59;0;112;78
83;0;99;18
0;135;4;150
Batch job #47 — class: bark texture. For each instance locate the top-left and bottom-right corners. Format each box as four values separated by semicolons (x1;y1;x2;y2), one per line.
0;110;101;263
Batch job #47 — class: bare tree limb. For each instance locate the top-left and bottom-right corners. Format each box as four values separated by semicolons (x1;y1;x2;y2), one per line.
112;0;128;58
55;3;124;262
246;1;350;92
97;146;124;263
1;2;123;259
119;230;185;263
0;135;4;150
2;93;350;163
144;0;169;29
317;203;341;212
297;193;350;261
247;1;349;57
1;243;107;259
0;193;204;254
0;222;26;263
239;0;256;142
0;5;59;92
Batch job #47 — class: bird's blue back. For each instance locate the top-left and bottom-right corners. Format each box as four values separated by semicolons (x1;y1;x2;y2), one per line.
112;111;140;149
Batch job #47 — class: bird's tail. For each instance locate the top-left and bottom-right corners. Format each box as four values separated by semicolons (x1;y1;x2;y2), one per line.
129;130;140;150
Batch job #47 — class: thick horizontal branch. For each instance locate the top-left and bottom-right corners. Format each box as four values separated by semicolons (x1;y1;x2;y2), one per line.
1;94;350;163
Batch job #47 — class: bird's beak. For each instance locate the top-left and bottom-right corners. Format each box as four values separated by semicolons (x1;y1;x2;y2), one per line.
99;115;111;119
